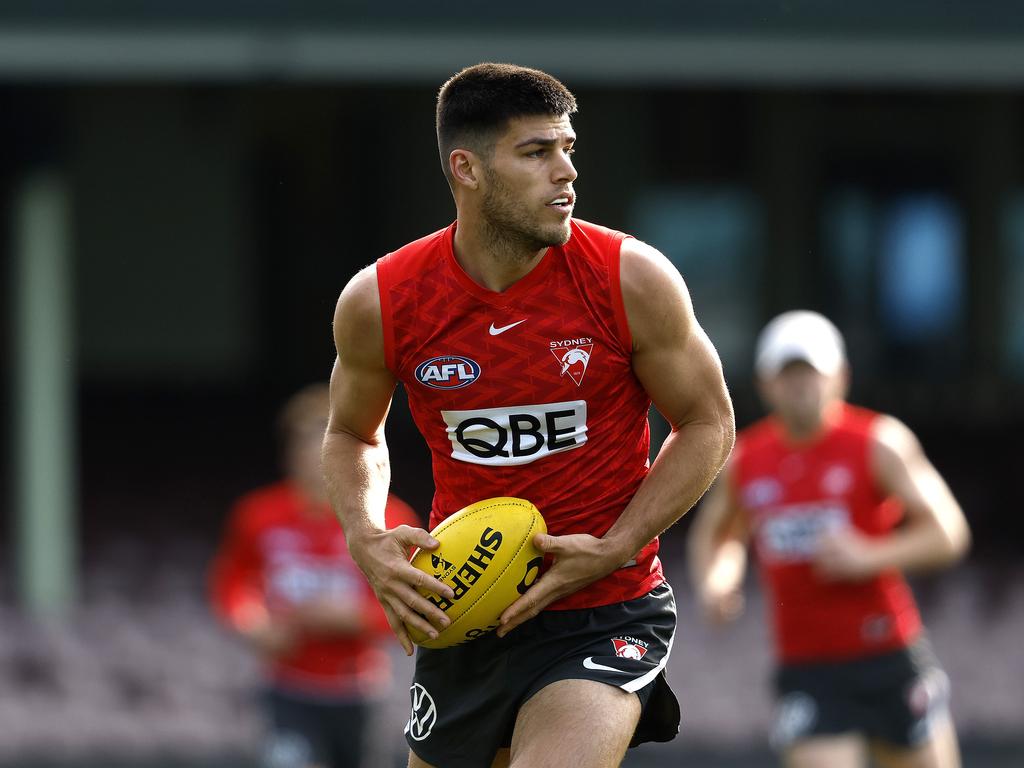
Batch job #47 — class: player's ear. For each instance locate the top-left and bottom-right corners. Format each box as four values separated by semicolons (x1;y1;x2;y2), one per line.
449;149;480;189
755;375;773;410
836;364;851;399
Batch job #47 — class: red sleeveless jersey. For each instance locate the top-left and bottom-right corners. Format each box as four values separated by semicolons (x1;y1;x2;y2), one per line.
731;404;922;663
209;483;419;696
376;219;663;610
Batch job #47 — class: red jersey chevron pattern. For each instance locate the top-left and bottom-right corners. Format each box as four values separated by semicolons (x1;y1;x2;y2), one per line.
732;404;922;663
376;219;663;610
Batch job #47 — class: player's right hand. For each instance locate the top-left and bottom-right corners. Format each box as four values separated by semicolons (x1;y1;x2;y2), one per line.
698;584;745;625
240;616;300;657
348;524;455;656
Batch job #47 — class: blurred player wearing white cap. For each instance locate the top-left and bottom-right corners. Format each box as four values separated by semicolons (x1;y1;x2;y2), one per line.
689;311;970;768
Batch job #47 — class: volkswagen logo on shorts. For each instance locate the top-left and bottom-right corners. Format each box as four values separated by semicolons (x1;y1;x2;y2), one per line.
415;355;481;389
407;683;437;742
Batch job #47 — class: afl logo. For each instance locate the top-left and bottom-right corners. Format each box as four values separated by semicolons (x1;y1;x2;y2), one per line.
415;356;481;389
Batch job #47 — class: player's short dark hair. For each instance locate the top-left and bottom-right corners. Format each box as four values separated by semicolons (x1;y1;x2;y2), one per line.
436;62;577;179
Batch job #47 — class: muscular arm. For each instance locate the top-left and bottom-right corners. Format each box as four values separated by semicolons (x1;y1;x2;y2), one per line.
603;238;736;559
814;415;971;580
322;266;454;654
498;239;735;634
686;462;750;624
323;266;397;538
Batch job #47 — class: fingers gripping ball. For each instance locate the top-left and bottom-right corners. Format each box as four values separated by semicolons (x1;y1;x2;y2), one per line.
407;497;546;649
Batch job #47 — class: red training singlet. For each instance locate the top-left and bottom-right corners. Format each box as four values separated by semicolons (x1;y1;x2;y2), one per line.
376;218;663;610
209;483;418;697
731;403;922;663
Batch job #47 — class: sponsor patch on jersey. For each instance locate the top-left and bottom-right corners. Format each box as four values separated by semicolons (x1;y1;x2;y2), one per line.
415;355;481;389
267;556;363;604
550;337;594;386
612;636;649;660
755;501;850;563
440;400;587;466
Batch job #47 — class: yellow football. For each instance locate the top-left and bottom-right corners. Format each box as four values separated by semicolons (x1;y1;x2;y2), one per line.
407;497;546;649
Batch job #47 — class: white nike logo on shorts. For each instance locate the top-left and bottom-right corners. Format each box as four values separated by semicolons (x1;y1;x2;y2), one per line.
583;657;625;673
489;319;527;336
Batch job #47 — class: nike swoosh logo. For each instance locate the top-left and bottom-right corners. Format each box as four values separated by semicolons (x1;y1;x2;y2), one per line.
489;319;527;336
583;657;625;673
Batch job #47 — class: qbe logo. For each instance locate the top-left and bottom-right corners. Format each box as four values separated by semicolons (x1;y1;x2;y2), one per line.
441;400;587;466
406;683;437;742
415;355;481;389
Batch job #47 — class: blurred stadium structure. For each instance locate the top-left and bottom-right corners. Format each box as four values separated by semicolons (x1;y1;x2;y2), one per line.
3;3;1024;767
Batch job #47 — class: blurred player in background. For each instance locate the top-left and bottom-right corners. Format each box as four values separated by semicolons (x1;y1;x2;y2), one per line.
322;63;734;768
210;383;419;768
689;311;970;768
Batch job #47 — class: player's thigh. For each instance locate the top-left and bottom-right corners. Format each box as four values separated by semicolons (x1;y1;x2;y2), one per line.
871;714;961;768
263;691;329;768
324;700;370;768
407;748;510;768
783;733;867;768
508;678;640;768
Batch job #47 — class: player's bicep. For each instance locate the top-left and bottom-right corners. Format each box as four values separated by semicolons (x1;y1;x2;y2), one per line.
871;415;971;557
871;416;965;527
620;239;733;434
327;266;397;444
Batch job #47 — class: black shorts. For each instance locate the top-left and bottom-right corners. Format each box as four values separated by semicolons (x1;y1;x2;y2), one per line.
405;583;680;768
771;637;951;750
263;688;370;768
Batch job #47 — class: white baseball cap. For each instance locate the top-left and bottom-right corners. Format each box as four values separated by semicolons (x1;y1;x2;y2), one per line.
754;310;846;378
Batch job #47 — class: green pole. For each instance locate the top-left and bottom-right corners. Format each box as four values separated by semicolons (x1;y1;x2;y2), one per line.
12;171;76;615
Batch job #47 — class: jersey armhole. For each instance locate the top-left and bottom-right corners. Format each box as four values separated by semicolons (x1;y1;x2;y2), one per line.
375;255;397;374
863;413;891;503
727;441;744;498
608;232;633;353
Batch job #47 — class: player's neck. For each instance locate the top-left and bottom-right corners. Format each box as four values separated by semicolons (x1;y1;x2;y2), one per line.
778;401;844;445
291;478;331;513
453;215;548;293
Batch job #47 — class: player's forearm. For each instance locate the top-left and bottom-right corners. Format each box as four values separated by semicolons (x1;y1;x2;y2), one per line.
322;427;392;545
867;513;970;574
689;535;746;599
293;601;368;636
603;415;735;564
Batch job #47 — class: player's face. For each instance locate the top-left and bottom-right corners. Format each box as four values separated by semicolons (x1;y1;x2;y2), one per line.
480;114;577;252
285;422;328;500
760;360;846;432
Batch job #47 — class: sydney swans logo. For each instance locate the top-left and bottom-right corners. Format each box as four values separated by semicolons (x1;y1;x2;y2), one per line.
550;337;594;386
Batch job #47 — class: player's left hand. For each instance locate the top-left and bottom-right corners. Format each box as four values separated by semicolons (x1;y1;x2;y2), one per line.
290;599;365;635
496;532;624;637
813;528;880;582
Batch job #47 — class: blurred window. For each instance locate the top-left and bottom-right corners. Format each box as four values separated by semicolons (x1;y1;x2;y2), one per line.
822;188;874;319
1002;193;1024;379
877;194;964;345
630;186;762;458
629;185;762;376
822;189;965;375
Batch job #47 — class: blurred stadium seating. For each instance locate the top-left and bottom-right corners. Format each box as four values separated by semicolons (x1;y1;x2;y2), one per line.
0;537;1022;767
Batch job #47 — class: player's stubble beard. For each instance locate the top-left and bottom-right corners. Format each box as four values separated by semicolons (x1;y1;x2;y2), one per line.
480;163;572;266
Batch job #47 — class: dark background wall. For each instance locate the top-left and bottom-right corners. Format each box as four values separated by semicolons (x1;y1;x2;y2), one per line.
4;84;1019;561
